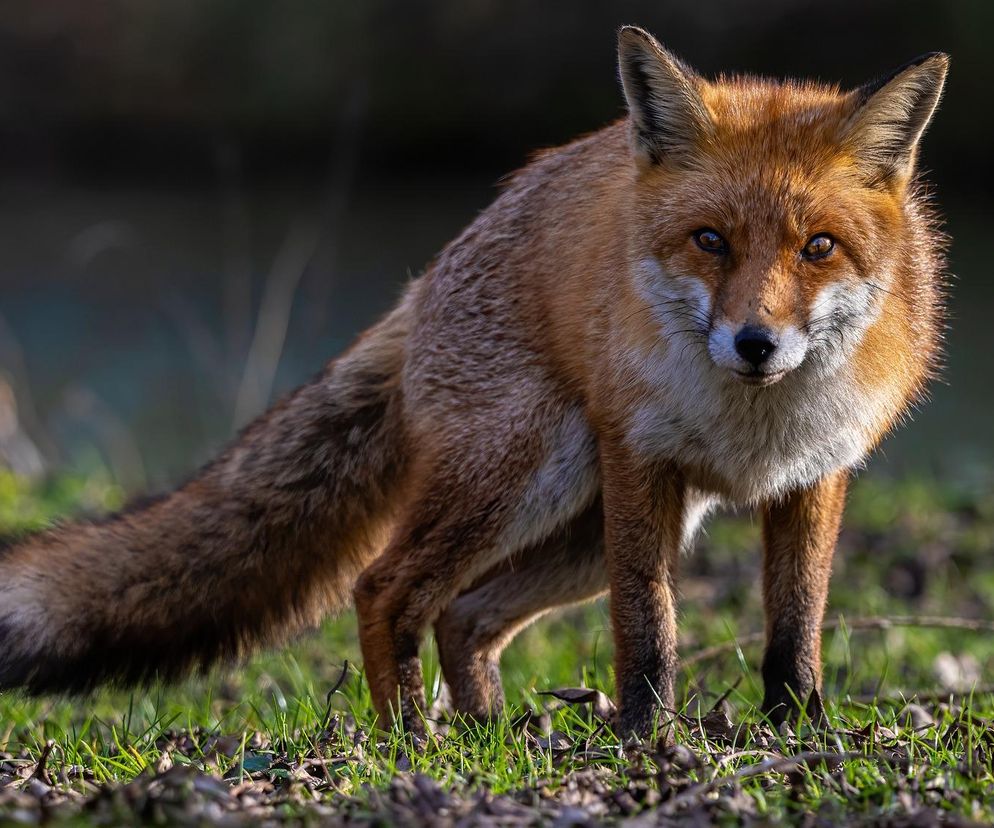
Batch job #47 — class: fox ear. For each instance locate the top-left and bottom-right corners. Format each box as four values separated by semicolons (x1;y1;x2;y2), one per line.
846;52;949;185
617;26;712;169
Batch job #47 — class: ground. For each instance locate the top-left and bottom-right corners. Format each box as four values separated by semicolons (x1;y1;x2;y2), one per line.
1;469;993;826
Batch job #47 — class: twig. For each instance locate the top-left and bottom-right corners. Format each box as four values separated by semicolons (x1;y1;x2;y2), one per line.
660;750;868;814
30;740;55;786
321;661;351;730
0;312;58;466
715;749;778;768
216;139;253;368
849;684;994;706
705;677;741;715
231;83;366;430
682;616;994;669
232;221;321;428
60;385;147;491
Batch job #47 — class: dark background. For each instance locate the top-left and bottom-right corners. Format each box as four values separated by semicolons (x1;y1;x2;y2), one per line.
0;0;990;490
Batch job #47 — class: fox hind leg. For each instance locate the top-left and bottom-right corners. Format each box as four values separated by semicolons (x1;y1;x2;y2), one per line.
354;448;597;734
352;495;490;737
352;386;600;735
434;501;607;721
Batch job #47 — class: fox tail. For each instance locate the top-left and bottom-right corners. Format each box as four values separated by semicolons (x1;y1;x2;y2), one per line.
0;294;412;694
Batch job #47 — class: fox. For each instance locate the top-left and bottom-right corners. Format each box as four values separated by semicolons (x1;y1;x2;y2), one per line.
0;27;947;740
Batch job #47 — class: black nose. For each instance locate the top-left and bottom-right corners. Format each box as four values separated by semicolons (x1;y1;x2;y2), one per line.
734;326;778;368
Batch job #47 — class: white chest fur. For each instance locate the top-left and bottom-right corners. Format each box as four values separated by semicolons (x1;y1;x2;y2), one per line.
624;257;898;504
624;341;889;504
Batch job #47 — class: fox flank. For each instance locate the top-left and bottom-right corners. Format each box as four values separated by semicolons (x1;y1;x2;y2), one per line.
0;27;948;740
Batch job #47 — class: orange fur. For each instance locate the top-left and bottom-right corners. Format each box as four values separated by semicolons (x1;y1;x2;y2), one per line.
0;28;948;739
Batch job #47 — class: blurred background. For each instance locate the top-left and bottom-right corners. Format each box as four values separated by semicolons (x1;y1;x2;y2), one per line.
0;0;990;494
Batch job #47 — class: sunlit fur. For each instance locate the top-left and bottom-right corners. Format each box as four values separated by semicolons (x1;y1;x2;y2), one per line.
0;28;948;739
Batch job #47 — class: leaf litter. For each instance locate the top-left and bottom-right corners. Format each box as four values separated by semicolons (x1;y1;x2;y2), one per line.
1;683;993;826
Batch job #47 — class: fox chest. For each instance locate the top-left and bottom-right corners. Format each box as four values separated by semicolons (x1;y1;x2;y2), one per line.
624;370;885;504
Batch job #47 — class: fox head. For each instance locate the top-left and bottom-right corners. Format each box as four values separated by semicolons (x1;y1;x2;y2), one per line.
618;27;947;387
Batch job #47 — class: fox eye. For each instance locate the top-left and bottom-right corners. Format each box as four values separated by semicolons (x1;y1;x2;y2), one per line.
802;234;835;260
693;228;728;254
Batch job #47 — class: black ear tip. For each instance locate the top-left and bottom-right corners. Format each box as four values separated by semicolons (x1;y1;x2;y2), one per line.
618;24;648;40
617;25;656;52
910;53;950;90
912;51;950;67
858;51;949;101
900;52;950;80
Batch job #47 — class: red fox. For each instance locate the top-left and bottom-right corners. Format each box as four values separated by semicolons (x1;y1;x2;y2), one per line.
0;27;947;739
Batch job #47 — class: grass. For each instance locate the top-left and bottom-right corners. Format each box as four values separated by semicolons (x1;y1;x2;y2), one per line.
1;469;994;824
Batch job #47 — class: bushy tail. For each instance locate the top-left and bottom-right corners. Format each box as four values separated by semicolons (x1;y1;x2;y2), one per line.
0;294;412;694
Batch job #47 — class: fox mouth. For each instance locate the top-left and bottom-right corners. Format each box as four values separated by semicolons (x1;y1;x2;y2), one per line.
734;369;787;387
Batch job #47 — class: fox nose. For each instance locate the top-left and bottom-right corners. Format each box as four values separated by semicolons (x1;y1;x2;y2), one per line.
734;326;778;368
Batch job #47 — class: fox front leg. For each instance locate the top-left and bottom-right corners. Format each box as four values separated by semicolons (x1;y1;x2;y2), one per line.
760;470;848;725
600;437;686;741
